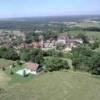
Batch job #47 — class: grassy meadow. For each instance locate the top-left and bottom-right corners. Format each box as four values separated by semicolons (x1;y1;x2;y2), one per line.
0;67;100;100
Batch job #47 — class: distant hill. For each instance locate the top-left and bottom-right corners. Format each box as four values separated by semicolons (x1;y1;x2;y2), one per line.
0;15;100;23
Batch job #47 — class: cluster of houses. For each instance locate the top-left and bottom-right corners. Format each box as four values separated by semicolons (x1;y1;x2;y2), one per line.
0;31;25;48
18;33;83;51
0;30;83;51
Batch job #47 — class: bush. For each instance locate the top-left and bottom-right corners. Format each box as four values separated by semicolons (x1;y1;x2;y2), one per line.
0;48;19;61
44;57;69;72
89;41;99;50
2;67;6;71
10;69;14;75
17;60;23;66
63;52;72;59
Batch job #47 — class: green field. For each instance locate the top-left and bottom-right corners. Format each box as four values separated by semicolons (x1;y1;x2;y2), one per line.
0;70;100;100
68;31;100;40
86;31;100;39
75;22;100;28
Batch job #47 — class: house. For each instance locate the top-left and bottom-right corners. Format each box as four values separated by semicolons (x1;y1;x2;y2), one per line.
35;30;43;34
16;62;42;76
39;40;44;48
32;42;41;48
57;36;67;45
44;40;56;48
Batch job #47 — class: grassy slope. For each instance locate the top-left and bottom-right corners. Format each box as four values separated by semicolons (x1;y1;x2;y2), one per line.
0;71;10;89
0;59;15;68
0;71;100;100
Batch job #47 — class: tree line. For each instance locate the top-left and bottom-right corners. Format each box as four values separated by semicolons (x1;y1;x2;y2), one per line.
0;47;69;72
72;46;100;75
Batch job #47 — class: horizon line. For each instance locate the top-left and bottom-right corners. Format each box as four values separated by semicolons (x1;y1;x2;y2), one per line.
0;14;100;19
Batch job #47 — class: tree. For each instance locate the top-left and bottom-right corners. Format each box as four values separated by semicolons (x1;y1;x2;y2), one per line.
3;49;19;61
25;33;34;43
12;36;23;46
45;49;57;57
0;48;7;58
72;46;93;71
20;48;44;64
20;49;31;61
89;53;100;75
72;58;80;71
89;41;100;50
23;70;26;77
76;33;89;43
44;49;64;57
72;46;93;57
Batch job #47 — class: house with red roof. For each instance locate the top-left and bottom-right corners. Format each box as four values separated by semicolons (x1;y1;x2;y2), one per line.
16;62;42;76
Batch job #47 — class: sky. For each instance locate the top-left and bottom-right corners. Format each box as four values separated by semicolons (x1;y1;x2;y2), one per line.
0;0;100;18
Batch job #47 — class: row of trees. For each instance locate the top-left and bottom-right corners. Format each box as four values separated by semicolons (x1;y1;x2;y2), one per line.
0;47;44;64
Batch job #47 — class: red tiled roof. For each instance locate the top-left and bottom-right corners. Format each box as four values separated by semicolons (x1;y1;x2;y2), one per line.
26;62;39;71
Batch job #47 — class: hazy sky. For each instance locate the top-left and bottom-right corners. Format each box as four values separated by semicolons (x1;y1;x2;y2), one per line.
0;0;100;18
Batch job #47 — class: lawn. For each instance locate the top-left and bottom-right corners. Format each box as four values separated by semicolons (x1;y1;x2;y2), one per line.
0;71;100;100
